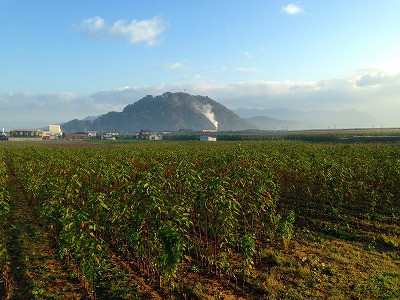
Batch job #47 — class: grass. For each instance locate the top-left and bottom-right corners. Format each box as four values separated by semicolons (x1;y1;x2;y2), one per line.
241;221;400;299
179;216;400;299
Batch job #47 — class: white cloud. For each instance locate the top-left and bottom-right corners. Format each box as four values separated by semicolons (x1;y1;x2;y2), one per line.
236;67;265;72
282;4;304;15
79;16;105;36
116;86;132;91
77;16;165;46
349;69;400;88
2;69;400;128
110;17;165;46
353;71;388;87
164;62;185;70
99;71;399;117
0;90;129;129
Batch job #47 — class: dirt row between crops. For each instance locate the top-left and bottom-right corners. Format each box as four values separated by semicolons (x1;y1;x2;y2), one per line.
3;162;88;300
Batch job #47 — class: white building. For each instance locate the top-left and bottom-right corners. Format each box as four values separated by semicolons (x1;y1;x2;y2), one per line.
0;128;8;140
101;132;119;140
42;125;62;139
88;131;97;138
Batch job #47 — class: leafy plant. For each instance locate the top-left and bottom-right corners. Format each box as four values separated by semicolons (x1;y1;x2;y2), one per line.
278;210;295;249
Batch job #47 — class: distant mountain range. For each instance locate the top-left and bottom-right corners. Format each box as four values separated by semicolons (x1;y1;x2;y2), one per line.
243;116;315;131
234;108;380;130
62;92;251;133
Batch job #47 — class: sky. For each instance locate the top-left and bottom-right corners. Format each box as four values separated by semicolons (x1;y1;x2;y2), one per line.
1;0;400;128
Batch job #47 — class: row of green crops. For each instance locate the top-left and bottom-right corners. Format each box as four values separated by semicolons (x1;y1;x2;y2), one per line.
273;143;400;221
5;141;400;296
0;148;10;293
7;144;284;295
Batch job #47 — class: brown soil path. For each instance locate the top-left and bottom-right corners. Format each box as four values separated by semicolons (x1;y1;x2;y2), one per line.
4;162;88;300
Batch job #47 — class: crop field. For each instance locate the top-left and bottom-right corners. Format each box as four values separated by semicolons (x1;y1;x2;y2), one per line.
0;140;399;299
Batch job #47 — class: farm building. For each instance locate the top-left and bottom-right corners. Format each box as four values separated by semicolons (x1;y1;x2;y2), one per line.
65;132;88;140
149;133;162;140
101;132;119;140
88;131;98;138
200;136;217;142
136;130;162;140
10;129;43;138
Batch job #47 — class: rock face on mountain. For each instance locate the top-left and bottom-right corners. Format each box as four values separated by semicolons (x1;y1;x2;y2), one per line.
62;92;251;133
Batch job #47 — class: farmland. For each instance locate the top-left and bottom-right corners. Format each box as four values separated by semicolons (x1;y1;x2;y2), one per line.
0;140;399;299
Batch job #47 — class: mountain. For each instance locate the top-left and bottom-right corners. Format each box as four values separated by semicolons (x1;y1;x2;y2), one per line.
61;119;92;133
62;92;251;133
244;116;315;131
82;115;101;121
234;108;380;129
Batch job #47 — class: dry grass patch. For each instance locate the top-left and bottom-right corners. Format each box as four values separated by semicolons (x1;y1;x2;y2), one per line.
247;226;400;299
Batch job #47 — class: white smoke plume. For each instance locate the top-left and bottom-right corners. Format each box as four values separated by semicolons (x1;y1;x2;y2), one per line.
195;103;218;130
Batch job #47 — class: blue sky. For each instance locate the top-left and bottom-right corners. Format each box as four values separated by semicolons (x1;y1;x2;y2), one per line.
1;1;400;128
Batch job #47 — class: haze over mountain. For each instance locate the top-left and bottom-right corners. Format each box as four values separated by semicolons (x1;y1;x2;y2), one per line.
234;108;381;130
62;92;251;133
243;116;315;131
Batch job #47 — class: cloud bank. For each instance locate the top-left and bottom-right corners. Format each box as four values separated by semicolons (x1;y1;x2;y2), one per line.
1;69;399;128
77;16;166;46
